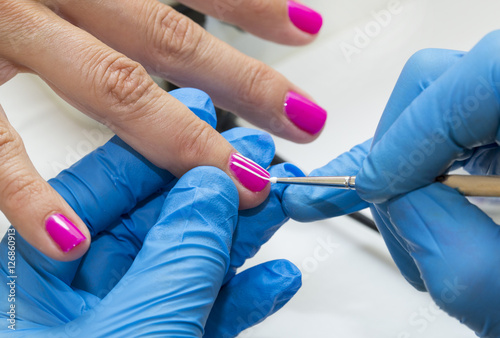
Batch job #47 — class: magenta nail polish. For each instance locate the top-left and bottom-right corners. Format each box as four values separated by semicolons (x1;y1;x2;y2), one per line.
229;153;270;192
284;91;327;135
288;1;323;35
45;214;86;252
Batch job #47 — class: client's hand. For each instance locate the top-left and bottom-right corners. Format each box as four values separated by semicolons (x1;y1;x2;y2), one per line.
0;0;326;260
0;89;302;337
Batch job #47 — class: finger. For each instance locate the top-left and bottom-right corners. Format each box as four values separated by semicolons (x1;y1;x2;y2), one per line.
282;139;371;222
72;127;276;296
462;145;500;175
369;204;425;291
205;260;302;338
41;0;327;141
51;88;215;238
178;0;323;44
357;34;500;203
0;105;89;261
371;49;465;143
224;162;304;283
354;49;463;287
0;58;19;85
387;183;500;336
0;2;270;209
10;88;218;284
67;167;239;337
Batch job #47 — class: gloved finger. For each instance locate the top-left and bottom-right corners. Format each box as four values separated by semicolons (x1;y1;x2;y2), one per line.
0;104;89;261
178;0;323;44
39;0;327;142
461;145;500;175
370;204;425;291
356;49;463;289
72;128;276;296
282;139;371;222
1;2;270;210
358;33;500;203
371;49;465;144
204;260;302;338
224;162;304;283
61;167;239;336
387;183;500;336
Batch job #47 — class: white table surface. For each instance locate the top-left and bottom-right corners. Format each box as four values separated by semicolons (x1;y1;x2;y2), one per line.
1;0;498;337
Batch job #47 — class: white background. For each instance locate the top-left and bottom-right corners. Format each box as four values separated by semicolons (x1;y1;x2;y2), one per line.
1;0;499;337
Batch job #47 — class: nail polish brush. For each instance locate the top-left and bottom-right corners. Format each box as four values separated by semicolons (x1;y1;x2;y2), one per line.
269;175;500;197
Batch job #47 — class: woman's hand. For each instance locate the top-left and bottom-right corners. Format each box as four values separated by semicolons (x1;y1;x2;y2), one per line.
0;0;326;259
0;88;302;337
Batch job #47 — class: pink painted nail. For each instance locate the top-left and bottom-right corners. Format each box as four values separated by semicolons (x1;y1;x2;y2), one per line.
284;91;327;135
45;214;86;252
288;1;323;35
229;153;271;192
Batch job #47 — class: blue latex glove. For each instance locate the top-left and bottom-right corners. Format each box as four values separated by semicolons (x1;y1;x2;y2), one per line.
0;88;301;337
354;35;500;336
282;33;500;336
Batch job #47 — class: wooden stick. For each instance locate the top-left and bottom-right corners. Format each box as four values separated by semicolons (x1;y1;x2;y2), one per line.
438;175;500;197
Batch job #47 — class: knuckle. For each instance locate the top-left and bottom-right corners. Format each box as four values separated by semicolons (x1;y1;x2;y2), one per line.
406;48;438;67
247;0;273;16
480;30;500;48
238;61;275;106
95;54;155;111
2;173;43;213
404;48;442;76
474;31;500;64
0;125;22;158
174;120;218;168
403;48;455;88
150;7;203;64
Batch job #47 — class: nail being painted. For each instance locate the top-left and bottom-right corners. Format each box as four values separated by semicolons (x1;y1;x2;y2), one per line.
229;153;271;192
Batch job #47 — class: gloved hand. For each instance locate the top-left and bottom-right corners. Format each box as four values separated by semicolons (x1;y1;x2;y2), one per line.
283;32;500;337
0;88;301;337
354;34;500;337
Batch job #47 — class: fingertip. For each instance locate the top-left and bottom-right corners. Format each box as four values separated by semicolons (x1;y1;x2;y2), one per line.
355;161;391;204
258;259;302;312
236;181;272;210
269;259;302;285
226;152;272;210
283;91;327;138
287;1;323;36
42;212;90;261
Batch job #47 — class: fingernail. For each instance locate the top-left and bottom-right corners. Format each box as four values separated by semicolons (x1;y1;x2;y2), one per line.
45;214;86;252
288;1;323;35
284;91;327;135
229;153;270;192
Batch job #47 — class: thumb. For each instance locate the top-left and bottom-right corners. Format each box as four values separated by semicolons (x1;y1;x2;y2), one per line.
65;166;239;337
0;104;89;261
